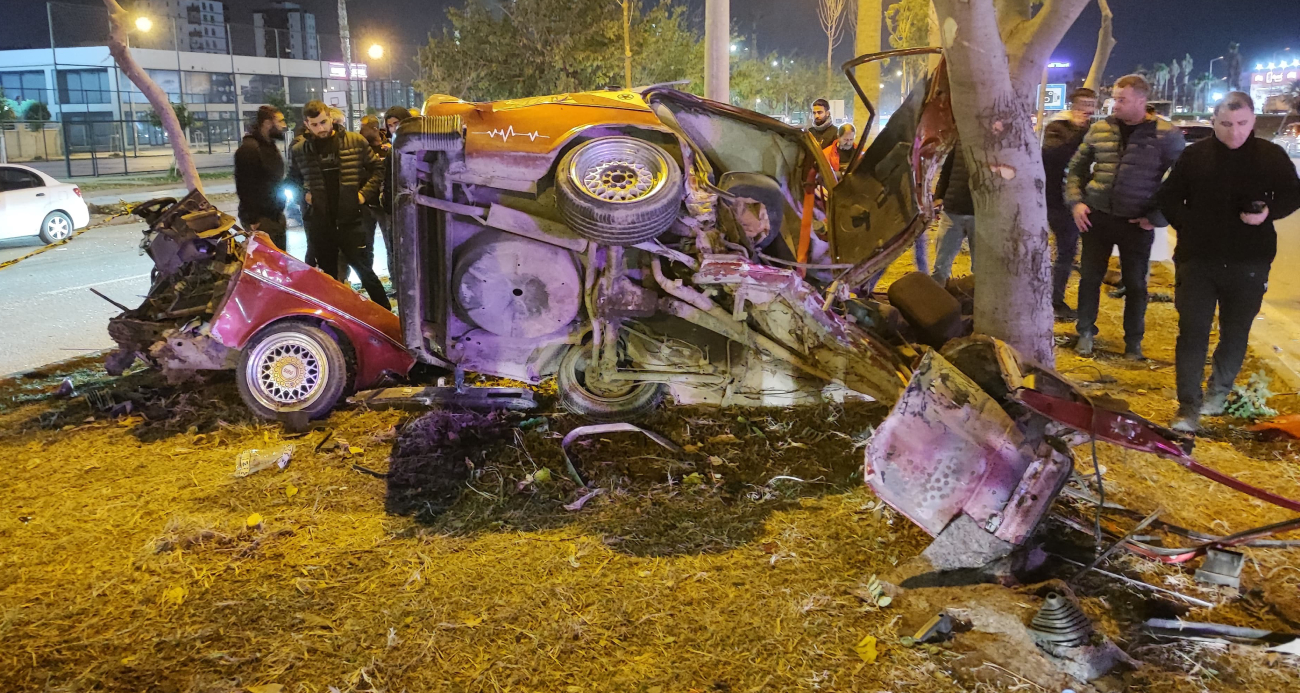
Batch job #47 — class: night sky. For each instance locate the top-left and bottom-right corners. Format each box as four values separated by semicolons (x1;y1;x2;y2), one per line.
4;0;1298;85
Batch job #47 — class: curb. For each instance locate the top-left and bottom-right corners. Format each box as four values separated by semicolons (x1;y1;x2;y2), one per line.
1248;302;1300;392
0;349;110;385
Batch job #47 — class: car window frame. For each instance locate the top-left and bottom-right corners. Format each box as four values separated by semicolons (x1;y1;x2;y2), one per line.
0;167;46;192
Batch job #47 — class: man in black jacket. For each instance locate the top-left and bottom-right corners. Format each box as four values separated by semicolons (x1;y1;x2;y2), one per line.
1067;74;1185;359
288;100;390;310
1157;92;1300;433
1042;87;1096;320
807;99;837;150
931;136;974;284
234;106;288;249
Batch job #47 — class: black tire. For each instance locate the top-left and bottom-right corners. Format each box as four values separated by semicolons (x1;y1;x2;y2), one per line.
38;211;74;245
557;343;664;422
556;136;683;246
236;322;350;421
718;172;786;250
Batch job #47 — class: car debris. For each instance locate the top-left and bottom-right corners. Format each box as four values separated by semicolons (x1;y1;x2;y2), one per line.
233;444;293;477
1193;548;1245;589
560;422;682;486
1143;618;1300;649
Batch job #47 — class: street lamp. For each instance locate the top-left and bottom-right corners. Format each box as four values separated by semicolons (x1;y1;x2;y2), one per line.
368;43;383;60
135;16;153;33
1208;55;1224;78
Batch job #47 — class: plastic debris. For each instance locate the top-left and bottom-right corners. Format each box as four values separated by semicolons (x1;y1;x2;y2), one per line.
563;487;605;512
233;444;294;477
854;634;878;663
53;378;75;398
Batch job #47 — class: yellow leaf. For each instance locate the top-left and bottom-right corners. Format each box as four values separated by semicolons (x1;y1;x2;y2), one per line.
682;444;701;454
161;585;188;607
348;446;363;456
855;634;878;663
246;513;264;528
285;485;298;498
246;685;284;693
462;615;483;627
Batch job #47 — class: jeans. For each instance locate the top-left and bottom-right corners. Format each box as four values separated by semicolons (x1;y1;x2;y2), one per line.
1075;212;1153;349
931;212;975;285
1174;259;1270;410
373;208;394;278
1047;206;1079;308
307;218;391;311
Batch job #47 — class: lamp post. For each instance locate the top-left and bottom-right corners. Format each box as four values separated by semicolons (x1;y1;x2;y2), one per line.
367;43;384;109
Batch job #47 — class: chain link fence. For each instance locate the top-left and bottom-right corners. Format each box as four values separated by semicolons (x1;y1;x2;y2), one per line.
1;2;426;179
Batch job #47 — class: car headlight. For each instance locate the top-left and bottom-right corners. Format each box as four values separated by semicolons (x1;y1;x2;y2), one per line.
283;188;295;202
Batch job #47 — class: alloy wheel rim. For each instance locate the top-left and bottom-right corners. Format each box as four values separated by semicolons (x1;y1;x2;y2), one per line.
247;333;329;410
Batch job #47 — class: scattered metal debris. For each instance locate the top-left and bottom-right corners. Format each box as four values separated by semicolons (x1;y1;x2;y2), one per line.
1194;548;1245;589
1143;618;1300;648
349;386;537;411
1030;593;1093;649
560;423;682;486
233;445;294;478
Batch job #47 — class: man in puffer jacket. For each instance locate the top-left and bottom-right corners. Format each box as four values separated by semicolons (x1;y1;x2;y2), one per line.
288;100;390;310
1067;74;1185;359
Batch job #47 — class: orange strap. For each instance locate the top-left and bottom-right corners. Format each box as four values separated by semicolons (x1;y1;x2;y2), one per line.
796;168;820;275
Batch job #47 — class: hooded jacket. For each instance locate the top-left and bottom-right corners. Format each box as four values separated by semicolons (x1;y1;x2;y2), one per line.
1065;114;1185;226
287;124;384;226
1041;111;1089;210
935;138;973;216
233;130;286;222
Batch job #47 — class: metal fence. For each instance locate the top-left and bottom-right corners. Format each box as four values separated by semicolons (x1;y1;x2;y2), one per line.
0;2;427;179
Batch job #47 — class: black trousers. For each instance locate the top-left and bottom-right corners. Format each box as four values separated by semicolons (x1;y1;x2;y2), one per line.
307;217;391;311
1076;211;1153;349
239;212;287;251
1174;258;1270;409
1047;206;1079;308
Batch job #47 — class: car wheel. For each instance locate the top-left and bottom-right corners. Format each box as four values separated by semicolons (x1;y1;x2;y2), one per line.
38;211;74;245
556;136;683;246
236;322;350;421
557;343;663;422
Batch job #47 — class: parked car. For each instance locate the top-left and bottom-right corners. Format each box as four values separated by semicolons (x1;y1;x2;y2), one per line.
0;164;90;244
1275;121;1300;157
1177;122;1214;144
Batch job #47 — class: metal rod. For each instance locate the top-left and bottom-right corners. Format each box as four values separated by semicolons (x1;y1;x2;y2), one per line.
1070;507;1162;584
1052;554;1215;608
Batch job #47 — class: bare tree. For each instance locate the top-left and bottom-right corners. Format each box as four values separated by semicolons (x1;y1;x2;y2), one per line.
931;0;1091;366
102;0;201;192
818;0;855;94
1082;0;1115;91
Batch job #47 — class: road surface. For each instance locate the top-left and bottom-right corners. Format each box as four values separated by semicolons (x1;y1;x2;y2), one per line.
0;194;389;376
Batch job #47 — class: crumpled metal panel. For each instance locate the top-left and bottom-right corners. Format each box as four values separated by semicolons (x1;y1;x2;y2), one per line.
865;350;1065;541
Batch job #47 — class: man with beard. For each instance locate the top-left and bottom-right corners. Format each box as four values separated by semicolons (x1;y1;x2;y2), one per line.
288;100;390;310
234;106;289;250
1042;87;1097;320
807;98;837;150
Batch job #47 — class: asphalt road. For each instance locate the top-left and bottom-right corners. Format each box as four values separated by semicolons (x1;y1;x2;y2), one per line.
0;195;389;377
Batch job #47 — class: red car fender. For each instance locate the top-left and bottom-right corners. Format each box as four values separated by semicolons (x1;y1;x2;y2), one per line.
210;233;415;388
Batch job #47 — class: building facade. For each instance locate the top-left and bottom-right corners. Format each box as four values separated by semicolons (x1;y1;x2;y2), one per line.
253;2;319;61
129;0;230;54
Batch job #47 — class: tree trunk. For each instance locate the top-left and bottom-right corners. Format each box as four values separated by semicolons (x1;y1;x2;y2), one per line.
827;34;836;95
1083;0;1116;91
623;0;632;89
932;0;1088;367
853;0;882;137
103;0;201;193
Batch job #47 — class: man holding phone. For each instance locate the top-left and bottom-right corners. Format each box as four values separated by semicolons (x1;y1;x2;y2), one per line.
1157;92;1300;432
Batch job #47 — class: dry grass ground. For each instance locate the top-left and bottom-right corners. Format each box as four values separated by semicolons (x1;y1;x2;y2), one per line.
1;247;1298;692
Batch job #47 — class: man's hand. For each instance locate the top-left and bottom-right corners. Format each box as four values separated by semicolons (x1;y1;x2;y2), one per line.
1242;206;1270;226
1130;217;1156;231
358;191;366;205
1072;203;1092;231
304;192;312;206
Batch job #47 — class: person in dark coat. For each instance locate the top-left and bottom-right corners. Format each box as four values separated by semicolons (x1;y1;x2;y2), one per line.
931;136;974;284
234;106;288;249
1041;87;1097;320
807;98;837;150
1066;74;1185;359
1157;92;1300;432
287;100;390;310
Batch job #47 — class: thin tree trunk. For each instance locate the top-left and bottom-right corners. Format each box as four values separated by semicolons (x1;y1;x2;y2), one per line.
932;0;1087;366
828;35;836;95
623;0;632;89
853;0;882;137
1084;0;1116;91
103;0;201;192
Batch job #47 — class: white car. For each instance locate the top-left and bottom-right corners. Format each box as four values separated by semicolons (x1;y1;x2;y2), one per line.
0;164;90;245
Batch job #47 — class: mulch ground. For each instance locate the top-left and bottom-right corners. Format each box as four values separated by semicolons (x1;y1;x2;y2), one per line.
1;248;1298;692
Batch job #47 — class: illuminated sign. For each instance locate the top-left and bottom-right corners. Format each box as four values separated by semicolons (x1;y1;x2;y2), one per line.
1048;61;1071;69
327;62;368;79
1253;69;1299;84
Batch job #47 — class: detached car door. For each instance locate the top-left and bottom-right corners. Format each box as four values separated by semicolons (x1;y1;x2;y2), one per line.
0;167;49;238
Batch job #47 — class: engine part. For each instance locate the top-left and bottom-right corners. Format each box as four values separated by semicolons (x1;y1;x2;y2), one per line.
1030;593;1093;649
1194;548;1245;589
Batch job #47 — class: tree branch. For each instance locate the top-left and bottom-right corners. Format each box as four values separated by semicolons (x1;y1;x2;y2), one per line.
1083;0;1116;91
1005;0;1091;84
102;0;202;193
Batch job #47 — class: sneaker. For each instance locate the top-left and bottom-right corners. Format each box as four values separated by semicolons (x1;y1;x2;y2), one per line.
1075;332;1094;356
1200;390;1229;416
1171;408;1200;434
1053;303;1076;322
1123;346;1145;362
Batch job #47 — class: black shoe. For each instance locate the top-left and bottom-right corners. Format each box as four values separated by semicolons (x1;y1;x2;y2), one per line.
1123;348;1145;362
1108;286;1127;299
1053;303;1076;322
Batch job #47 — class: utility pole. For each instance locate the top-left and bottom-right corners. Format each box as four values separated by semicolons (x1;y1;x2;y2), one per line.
704;0;728;103
338;0;354;130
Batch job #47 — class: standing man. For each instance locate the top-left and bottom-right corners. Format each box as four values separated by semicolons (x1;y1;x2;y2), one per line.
807;98;838;150
288;100;391;310
379;106;412;275
384;105;410;139
931;136;974;285
1042;87;1097;320
1158;92;1300;432
822;123;856;177
1067;74;1185;359
234;106;289;250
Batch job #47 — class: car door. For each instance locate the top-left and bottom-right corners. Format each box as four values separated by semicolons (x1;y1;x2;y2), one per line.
0;167;49;238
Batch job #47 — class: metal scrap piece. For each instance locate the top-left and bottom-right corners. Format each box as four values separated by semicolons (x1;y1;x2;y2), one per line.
560;423;683;486
1194;548;1245;589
